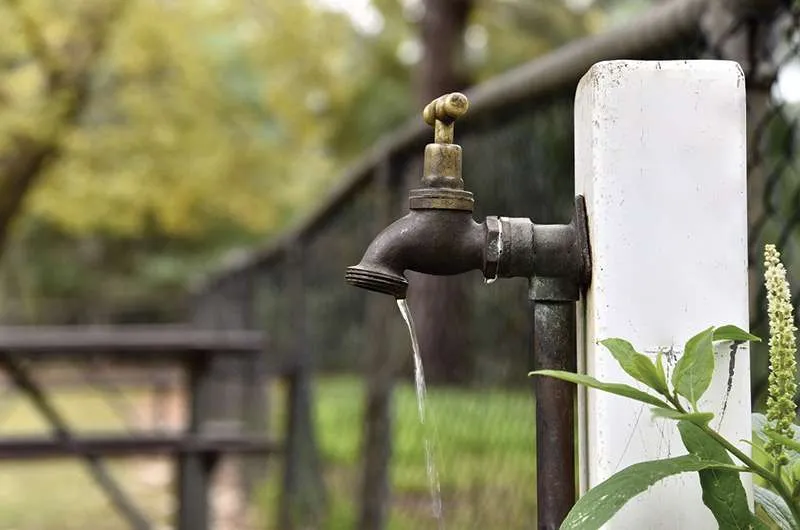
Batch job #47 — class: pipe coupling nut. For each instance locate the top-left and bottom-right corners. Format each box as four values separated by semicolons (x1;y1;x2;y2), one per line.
484;216;503;280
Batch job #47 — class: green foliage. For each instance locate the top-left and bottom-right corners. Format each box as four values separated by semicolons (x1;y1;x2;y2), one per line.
600;338;669;395
714;325;762;343
310;377;535;529
764;431;800;454
0;0;369;321
650;408;714;425
532;320;800;528
559;456;743;530
21;0;360;236
0;0;630;322
10;0;620;238
672;326;716;410
763;244;799;466
754;485;799;530
529;370;672;409
677;421;752;529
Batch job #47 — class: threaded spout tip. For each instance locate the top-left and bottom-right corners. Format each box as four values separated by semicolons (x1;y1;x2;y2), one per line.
345;266;408;299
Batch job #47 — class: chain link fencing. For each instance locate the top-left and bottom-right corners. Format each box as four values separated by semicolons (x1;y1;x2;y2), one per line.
196;1;800;527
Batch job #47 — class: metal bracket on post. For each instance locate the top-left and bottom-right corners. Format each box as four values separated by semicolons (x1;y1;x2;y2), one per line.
529;195;591;530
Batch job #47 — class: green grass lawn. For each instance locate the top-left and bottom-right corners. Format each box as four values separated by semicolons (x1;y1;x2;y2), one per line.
304;376;537;530
0;389;172;530
0;377;535;529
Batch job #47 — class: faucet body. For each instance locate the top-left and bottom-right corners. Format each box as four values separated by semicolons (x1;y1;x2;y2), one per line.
346;93;489;299
346;92;590;299
346;203;590;300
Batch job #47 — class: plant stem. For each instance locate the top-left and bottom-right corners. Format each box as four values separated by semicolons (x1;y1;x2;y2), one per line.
704;425;800;522
668;395;800;523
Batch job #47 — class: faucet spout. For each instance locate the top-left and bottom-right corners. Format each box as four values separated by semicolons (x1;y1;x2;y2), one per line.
345;209;486;299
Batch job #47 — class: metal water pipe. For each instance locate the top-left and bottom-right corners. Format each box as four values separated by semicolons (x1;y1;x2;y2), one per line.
345;93;591;529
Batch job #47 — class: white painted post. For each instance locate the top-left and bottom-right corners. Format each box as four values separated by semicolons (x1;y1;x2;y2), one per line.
574;60;751;528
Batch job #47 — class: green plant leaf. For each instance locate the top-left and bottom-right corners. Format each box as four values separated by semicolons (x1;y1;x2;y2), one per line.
651;408;714;425
741;439;770;460
655;350;667;388
754;414;800;460
751;513;777;530
713;325;761;343
792;459;800;485
763;431;800;453
677;421;752;529
561;455;745;530
529;370;672;409
672;326;716;409
754;485;798;530
753;413;769;444
600;338;669;394
634;356;670;394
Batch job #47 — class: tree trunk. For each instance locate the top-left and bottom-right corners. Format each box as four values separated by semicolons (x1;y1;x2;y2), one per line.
0;2;125;259
409;0;474;384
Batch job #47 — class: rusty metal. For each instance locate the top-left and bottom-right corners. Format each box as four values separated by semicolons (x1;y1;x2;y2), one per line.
345;209;485;299
527;198;591;529
410;92;474;212
491;196;591;284
531;292;577;530
483;216;503;280
346;93;485;298
346;92;592;528
422;92;469;141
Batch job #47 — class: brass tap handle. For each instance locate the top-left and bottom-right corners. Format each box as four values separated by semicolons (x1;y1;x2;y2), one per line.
422;92;469;145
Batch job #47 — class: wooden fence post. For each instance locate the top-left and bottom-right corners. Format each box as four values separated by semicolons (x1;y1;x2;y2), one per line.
191;274;269;508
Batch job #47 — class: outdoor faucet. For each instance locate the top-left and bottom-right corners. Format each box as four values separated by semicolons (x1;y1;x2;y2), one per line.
345;93;484;299
345;92;591;300
345;92;593;530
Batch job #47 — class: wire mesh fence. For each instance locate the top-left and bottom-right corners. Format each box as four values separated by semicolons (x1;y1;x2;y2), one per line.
195;2;800;528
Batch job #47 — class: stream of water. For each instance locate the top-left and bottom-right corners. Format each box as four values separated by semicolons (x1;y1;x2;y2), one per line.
396;299;444;529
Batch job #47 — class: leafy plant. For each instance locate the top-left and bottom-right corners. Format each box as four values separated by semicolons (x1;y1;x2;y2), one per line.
531;244;800;529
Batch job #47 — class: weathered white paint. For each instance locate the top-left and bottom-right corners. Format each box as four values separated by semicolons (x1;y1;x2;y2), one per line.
574;60;751;528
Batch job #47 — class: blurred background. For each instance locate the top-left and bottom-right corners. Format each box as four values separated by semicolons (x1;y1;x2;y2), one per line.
0;0;797;529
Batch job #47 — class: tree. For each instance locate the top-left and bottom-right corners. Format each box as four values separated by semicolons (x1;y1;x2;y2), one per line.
406;0;475;384
27;0;358;238
0;0;365;322
0;0;641;326
408;0;605;383
0;0;126;258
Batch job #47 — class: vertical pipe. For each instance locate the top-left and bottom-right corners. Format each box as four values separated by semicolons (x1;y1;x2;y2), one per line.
531;277;577;530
